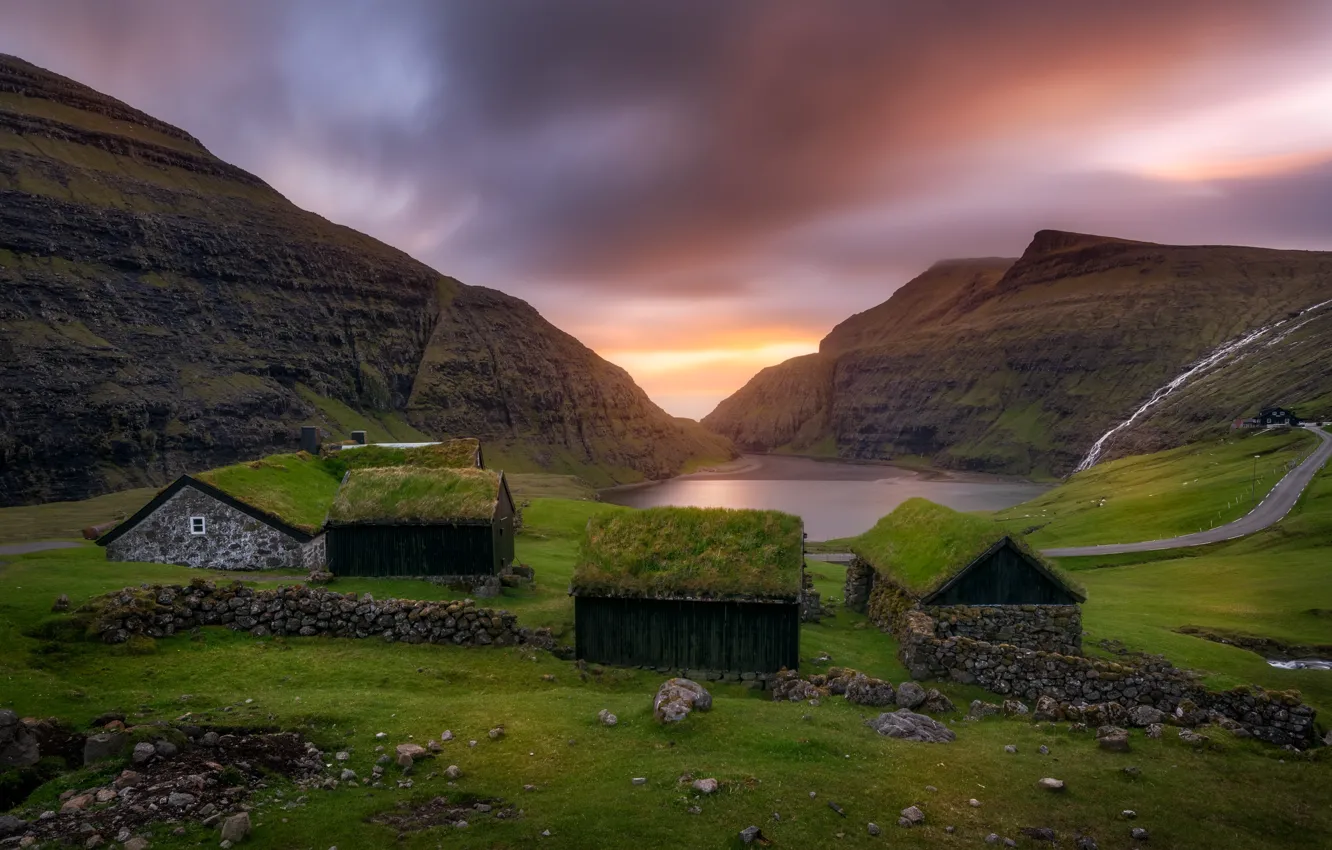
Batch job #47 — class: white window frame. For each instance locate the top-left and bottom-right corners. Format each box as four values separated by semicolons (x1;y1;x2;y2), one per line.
189;516;207;535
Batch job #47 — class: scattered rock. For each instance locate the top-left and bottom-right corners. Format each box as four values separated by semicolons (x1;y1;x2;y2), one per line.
865;709;955;743
920;689;956;714
828;801;846;817
51;594;70;612
739;825;762;844
844;674;895;707
334;751;350;761
1004;744;1017;754
1002;700;1030;717
1178;728;1209;747
167;791;195;808
1121;810;1137;820
444;765;462;780
898;806;924;827
1038;744;1050;755
1128;705;1165;727
597;709;618;727
1037;777;1065;792
653;678;712;724
895;681;927;710
441;730;453;742
631;777;647;786
396;743;428;761
692;778;718;794
1131;827;1150;841
1122;766;1141;778
867;821;881;836
1097;726;1131;753
985;834;1001;844
1075;836;1099;850
0;816;29;838
61;793;94;812
82;732;127;765
1021;827;1057;842
969;799;981;808
488;726;505;740
1033;695;1061;722
340;769;357;782
968;700;1001;720
153;739;178;758
124;838;150;850
220;812;251;844
130;742;156;764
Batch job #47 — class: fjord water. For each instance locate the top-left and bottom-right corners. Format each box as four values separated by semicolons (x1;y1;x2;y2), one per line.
600;455;1048;540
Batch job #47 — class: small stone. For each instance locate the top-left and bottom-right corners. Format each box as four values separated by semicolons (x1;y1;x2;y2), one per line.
488;727;505;739
132;742;156;764
95;788;117;803
1004;744;1017;754
740;826;762;844
1146;724;1163;739
898;805;924;827
687;806;702;815
1021;827;1057;842
220;842;233;850
986;834;1001;845
375;732;387;739
1131;827;1150;841
85;836;104;849
124;839;150;850
924;785;937;793
692;778;718;794
523;784;537;792
395;743;427;761
868;822;881;836
945;826;956;834
969;798;982;808
468;740;478;748
631;777;647;785
167;791;195;808
1005;840;1018;848
1097;726;1131;753
153;739;178;758
441;730;453;741
61;793;94;812
1038;745;1050;755
220;812;251;843
334;751;350;761
340;769;357;782
444;765;462;779
1037;777;1065;792
1121;810;1138;819
809;791;817;798
1122;766;1142;778
427;740;441;752
772;812;781;821
1076;837;1099;850
456;821;468;829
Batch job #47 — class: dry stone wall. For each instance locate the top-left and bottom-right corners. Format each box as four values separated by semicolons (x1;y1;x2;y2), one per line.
83;581;555;650
104;486;314;571
895;609;1317;747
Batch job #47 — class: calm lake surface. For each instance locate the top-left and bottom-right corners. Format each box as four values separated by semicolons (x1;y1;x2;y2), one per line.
600;455;1049;540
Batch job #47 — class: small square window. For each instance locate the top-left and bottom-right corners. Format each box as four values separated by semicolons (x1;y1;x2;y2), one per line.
189;516;206;535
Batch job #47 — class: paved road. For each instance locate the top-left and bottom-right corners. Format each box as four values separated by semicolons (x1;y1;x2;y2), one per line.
1042;425;1332;557
0;541;85;556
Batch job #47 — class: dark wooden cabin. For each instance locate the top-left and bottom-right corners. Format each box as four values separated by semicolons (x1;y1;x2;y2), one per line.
324;467;515;578
1259;407;1300;427
572;507;804;674
920;536;1084;606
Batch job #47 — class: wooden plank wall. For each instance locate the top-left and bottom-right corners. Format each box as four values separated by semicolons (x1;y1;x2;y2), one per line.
574;596;800;673
327;525;497;577
929;546;1077;605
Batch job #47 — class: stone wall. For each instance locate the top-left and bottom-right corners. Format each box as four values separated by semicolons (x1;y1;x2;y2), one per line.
843;557;874;613
895;609;1317;747
300;534;326;571
83;581;553;650
927;603;1082;655
105;486;306;571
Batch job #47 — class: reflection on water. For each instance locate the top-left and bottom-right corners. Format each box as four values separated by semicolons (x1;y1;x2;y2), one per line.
600;456;1048;540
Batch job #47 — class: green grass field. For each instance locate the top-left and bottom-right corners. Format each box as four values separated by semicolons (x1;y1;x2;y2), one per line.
2;485;1331;848
995;428;1318;547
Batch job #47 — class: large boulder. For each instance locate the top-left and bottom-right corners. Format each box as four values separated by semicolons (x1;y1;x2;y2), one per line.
1033;695;1062;722
769;670;827;702
895;681;927;710
921;689;956;714
0;710;40;768
865;709;956;743
1128;705;1165;728
0;815;29;839
845;674;895;707
653;679;712;724
82;731;128;765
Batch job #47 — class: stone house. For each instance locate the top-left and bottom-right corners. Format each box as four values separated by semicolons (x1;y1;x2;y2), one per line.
98;476;325;571
844;498;1085;655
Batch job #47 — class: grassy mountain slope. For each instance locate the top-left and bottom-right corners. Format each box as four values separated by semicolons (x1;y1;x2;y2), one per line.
0;54;732;505
705;231;1332;477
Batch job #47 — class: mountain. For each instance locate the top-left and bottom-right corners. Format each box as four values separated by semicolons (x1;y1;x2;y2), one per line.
0;55;732;506
703;232;1332;477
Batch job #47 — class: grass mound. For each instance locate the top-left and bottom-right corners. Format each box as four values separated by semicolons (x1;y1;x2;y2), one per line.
324;439;481;476
851;498;1082;597
193;452;340;534
573;506;804;599
327;467;500;525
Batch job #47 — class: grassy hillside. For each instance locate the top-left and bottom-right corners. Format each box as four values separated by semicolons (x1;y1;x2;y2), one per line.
996;428;1319;547
1;492;1330;847
704;231;1332;477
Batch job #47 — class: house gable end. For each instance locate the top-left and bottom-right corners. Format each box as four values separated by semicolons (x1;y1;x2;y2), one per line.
98;476;313;546
922;537;1084;606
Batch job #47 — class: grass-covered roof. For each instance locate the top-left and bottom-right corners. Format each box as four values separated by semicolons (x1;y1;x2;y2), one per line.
327;467;501;525
573;506;804;600
850;498;1084;599
325;439;481;474
193;452;338;534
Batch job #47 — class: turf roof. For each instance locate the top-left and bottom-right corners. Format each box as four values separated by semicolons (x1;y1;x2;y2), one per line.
573;506;804;600
327;466;501;525
192;452;339;534
326;438;481;473
850;498;1085;598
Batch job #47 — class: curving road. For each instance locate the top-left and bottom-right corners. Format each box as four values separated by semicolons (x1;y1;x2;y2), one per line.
1042;425;1332;557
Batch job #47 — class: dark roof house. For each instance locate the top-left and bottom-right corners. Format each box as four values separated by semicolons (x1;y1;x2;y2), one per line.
1258;407;1300;426
324;467;516;584
845;498;1084;654
572;506;805;674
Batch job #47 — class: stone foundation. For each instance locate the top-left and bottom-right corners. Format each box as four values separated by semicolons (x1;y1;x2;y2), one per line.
82;581;554;650
927;603;1081;655
843;557;875;613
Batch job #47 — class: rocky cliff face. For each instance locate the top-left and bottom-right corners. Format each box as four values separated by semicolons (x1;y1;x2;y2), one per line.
0;55;732;505
705;233;1332;477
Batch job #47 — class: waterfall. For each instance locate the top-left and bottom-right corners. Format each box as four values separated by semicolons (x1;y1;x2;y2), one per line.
1074;298;1332;473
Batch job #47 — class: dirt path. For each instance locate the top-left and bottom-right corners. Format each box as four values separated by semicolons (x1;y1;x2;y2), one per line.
0;540;85;556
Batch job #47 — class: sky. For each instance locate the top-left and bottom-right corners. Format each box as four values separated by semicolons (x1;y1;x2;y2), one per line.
6;1;1332;419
